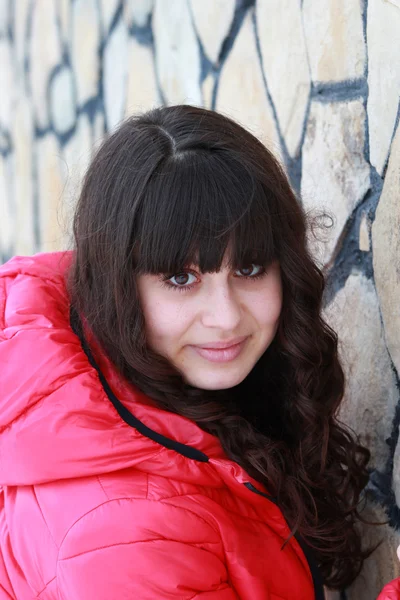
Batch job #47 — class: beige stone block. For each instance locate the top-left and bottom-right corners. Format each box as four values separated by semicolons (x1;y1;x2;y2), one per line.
12;98;35;256
61;113;92;235
372;123;400;375
202;73;214;110
125;36;160;117
302;0;365;82
346;503;400;600
367;0;400;174
99;0;119;33
216;10;280;158
92;110;105;148
29;0;62;129
0;39;15;130
189;0;235;64
50;66;76;134
124;0;154;27
153;0;202;106
36;134;65;251
324;272;398;470
256;0;310;157
359;211;371;252
71;0;100;107
301;100;370;265
57;0;71;42
0;2;9;36
0;155;13;257
103;17;128;131
14;0;31;81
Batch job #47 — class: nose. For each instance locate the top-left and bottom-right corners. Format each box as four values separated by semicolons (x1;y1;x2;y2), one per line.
200;284;242;331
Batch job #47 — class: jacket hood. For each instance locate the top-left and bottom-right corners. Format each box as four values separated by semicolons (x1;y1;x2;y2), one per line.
0;252;258;495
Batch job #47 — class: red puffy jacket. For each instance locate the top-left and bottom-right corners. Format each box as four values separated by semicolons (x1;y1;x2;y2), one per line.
0;252;395;599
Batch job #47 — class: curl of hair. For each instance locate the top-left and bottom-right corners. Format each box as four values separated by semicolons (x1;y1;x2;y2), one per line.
68;105;380;590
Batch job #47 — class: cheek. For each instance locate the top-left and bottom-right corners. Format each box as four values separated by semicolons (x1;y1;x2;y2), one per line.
141;295;191;343
249;289;282;330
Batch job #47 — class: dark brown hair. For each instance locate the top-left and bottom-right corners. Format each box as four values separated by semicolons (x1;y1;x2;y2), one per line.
68;105;376;589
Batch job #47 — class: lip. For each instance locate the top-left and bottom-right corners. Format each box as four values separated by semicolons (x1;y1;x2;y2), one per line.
191;336;249;363
193;336;249;350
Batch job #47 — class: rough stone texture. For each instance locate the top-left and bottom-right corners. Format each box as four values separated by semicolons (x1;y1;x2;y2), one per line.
50;66;76;135
92;110;105;147
346;503;400;600
103;17;128;131
0;155;13;258
36;134;65;251
216;10;280;157
29;0;62;130
99;0;119;33
301;100;370;264
153;0;202;105
61;113;92;219
12;98;35;255
202;72;214;109
367;0;400;175
57;0;71;42
189;0;235;65
124;0;154;27
372;122;400;375
256;0;310;157
14;0;31;81
0;39;14;130
359;211;371;252
71;0;100;107
324;272;398;470
125;36;160;117
302;0;366;82
0;2;10;36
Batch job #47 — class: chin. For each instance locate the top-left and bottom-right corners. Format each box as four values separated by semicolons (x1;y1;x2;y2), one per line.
185;368;250;391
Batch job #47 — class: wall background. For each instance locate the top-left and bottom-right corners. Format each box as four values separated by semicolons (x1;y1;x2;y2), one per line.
1;0;400;597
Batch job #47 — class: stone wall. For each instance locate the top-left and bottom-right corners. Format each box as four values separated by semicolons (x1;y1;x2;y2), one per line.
1;1;400;597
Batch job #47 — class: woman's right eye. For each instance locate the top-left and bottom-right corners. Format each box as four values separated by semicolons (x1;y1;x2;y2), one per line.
167;272;197;287
161;271;197;292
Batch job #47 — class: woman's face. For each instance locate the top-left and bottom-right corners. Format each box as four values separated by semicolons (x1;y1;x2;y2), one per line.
136;258;282;390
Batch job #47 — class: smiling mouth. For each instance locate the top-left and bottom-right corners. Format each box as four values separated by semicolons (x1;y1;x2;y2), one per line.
191;337;249;363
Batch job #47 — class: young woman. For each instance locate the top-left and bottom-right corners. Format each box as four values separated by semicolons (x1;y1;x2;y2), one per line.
0;105;398;599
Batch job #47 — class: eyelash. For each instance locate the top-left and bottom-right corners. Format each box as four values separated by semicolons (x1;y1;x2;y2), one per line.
159;267;267;293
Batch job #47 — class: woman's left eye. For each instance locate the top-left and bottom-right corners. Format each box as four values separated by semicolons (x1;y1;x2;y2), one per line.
235;265;265;277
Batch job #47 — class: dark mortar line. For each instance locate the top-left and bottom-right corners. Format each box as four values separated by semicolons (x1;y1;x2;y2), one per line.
360;0;370;164
323;180;382;307
79;96;103;127
384;366;400;476
0;128;13;156
379;98;400;180
252;9;305;194
311;78;368;104
361;0;369;79
104;0;124;41
130;16;154;47
211;0;255;110
23;0;34;99
7;0;14;44
186;0;213;85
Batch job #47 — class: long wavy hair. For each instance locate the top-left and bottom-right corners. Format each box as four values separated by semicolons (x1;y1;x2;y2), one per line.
68;104;378;589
